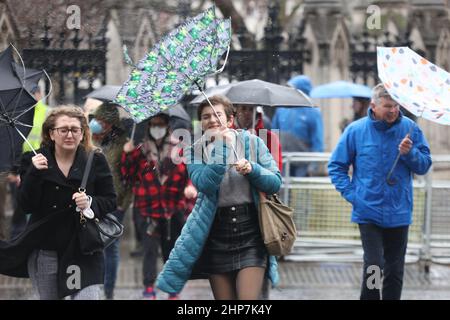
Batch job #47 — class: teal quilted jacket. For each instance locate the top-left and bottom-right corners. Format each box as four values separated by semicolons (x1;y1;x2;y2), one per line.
156;130;282;294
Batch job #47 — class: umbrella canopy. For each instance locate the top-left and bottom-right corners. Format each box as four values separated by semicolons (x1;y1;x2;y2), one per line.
377;46;450;125
309;81;372;99
85;85;121;102
12;63;44;93
114;6;231;123
0;46;39;172
190;79;313;107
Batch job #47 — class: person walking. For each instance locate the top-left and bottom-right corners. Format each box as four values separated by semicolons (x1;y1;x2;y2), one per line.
89;102;133;300
271;75;324;177
156;95;282;300
121;112;190;300
0;106;117;300
328;83;432;300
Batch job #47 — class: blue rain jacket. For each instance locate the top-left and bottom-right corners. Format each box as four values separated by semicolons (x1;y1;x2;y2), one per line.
328;109;431;228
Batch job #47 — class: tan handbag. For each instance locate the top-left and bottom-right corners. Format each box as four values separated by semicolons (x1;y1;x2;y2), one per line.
258;192;297;256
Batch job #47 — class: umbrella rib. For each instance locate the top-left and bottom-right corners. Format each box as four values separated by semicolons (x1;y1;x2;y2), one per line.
10;44;28;119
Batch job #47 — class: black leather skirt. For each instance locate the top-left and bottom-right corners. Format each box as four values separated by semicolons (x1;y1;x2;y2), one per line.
198;203;268;274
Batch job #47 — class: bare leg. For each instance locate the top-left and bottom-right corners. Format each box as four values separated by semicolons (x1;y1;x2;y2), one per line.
236;267;265;300
209;272;237;300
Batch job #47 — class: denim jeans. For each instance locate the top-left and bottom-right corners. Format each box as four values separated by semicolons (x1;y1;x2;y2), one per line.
359;223;409;300
103;209;125;298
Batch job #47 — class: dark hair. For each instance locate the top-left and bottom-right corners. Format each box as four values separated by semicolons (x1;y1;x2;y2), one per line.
197;95;235;121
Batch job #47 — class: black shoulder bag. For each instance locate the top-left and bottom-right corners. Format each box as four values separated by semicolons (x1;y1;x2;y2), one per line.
78;151;124;255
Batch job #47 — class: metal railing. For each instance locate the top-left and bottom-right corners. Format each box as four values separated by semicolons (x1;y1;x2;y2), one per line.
281;152;450;267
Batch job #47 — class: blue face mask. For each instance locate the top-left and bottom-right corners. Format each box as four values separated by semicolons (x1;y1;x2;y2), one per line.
89;119;103;134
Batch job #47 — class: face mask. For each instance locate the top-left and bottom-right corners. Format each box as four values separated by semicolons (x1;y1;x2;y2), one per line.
89;119;103;134
149;126;167;140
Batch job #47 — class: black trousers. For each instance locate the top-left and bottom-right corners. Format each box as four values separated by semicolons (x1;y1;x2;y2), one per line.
136;213;184;287
359;223;409;300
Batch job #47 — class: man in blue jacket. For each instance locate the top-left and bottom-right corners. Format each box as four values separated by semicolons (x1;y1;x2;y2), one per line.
271;75;324;176
328;83;432;300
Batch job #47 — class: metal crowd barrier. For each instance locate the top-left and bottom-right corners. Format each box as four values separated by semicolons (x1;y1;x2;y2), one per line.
281;152;450;268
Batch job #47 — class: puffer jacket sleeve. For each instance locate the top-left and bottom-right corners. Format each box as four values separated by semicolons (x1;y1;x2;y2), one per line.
186;142;229;196
246;135;282;195
400;124;432;175
328;127;356;204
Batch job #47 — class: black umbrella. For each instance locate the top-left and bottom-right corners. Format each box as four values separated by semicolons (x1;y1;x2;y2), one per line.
13;63;44;94
85;85;121;102
0;46;42;172
190;79;313;107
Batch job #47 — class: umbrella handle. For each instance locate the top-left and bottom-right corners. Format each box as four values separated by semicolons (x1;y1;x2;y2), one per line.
386;126;414;185
386;152;401;185
130;122;136;141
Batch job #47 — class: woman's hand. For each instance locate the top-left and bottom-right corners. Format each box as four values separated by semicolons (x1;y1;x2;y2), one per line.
184;184;198;199
123;140;135;153
234;159;252;175
72;192;90;210
32;153;48;170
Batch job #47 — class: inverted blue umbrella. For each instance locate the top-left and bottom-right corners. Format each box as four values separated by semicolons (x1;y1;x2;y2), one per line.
310;81;372;99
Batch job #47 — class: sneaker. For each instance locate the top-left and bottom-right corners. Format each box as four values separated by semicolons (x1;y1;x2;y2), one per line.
143;286;156;300
168;293;179;300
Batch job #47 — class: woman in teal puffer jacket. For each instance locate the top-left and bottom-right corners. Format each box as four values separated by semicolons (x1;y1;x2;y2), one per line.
157;95;282;299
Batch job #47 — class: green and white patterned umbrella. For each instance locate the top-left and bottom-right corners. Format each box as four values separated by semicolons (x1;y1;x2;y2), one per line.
114;6;231;123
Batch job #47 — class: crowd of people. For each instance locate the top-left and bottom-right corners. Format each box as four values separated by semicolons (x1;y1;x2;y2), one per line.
0;74;432;301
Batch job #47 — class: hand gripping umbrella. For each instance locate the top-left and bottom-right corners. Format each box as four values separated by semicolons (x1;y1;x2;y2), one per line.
0;45;50;172
114;6;237;156
377;46;450;184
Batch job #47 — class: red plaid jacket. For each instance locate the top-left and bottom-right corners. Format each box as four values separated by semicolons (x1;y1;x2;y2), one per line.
120;144;189;219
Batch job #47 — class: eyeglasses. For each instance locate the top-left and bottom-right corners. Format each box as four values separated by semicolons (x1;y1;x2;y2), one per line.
52;127;83;136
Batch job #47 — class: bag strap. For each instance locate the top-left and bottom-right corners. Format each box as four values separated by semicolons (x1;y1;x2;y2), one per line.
79;150;95;193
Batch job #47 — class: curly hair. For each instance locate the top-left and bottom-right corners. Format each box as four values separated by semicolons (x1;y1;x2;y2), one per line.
41;105;94;151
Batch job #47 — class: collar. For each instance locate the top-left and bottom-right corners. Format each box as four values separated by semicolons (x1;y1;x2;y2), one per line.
368;108;403;131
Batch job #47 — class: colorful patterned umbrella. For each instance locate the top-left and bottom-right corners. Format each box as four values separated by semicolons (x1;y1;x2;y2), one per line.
114;6;231;123
377;46;450;125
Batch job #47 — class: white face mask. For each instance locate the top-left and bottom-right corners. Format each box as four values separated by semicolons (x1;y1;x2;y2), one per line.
149;126;167;140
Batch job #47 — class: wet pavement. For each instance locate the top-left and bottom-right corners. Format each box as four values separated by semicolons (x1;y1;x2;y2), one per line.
2;247;450;300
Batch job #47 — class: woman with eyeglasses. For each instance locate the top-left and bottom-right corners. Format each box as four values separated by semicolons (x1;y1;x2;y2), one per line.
0;106;116;300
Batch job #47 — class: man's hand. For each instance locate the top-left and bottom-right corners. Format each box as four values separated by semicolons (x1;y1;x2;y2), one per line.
399;134;413;155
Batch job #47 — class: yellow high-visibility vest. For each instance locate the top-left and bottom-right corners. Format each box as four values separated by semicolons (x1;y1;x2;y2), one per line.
23;100;48;153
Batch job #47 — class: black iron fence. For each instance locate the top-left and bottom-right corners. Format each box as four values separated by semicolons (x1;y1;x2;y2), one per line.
22;23;107;105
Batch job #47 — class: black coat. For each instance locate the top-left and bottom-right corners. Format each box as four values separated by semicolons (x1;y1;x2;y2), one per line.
0;145;117;298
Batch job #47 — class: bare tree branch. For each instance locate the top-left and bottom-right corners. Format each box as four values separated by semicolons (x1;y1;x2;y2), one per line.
215;0;256;48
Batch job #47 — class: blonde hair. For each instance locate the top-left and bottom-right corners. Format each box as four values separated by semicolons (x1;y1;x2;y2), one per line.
41;105;94;151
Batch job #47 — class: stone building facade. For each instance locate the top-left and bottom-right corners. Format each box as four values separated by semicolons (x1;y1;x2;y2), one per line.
0;0;449;154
